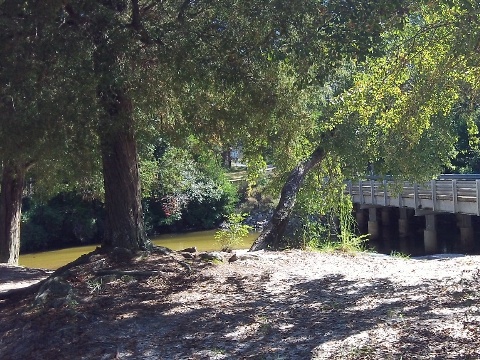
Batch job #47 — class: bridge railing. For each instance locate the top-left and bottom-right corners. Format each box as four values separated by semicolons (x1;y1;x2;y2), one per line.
346;177;480;216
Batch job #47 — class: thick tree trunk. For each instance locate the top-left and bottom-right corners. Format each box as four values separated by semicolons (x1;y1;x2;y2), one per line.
98;88;151;252
249;146;326;251
0;162;26;265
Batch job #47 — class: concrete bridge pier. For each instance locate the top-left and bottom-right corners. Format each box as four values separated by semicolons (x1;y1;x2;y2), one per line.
457;214;475;252
424;214;438;254
381;208;391;226
368;207;379;240
354;205;367;233
398;208;411;237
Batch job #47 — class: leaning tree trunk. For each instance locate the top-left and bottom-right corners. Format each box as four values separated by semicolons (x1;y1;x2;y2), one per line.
0;162;27;265
249;146;326;251
98;88;151;252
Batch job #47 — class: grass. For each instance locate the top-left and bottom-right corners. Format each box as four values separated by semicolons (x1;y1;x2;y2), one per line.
86;278;104;294
309;233;369;254
390;250;411;259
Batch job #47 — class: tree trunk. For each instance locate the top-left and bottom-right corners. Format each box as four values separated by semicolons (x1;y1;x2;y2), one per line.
249;146;326;251
0;162;26;265
222;147;232;169
98;88;151;252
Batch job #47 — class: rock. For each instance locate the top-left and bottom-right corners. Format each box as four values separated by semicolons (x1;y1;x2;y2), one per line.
228;254;238;263
181;252;196;259
178;261;192;273
199;252;224;262
34;276;74;307
238;252;262;261
180;247;197;253
152;246;173;255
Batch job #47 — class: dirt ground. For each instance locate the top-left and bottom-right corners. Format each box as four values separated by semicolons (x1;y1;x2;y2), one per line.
2;248;480;359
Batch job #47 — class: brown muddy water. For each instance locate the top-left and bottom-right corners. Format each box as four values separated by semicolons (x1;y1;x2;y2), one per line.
19;230;259;270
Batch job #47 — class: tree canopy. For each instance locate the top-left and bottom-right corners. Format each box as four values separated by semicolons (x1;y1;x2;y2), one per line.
5;0;478;258
252;0;480;249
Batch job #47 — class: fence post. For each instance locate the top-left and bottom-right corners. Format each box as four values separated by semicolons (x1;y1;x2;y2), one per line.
477;180;480;216
359;180;364;204
452;179;458;213
414;183;419;209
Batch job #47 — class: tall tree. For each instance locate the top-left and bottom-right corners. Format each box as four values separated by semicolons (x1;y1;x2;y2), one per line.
0;1;98;264
2;0;419;257
252;0;480;250
53;0;413;254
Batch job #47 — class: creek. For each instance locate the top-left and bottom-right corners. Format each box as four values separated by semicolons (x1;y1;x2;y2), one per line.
19;230;258;270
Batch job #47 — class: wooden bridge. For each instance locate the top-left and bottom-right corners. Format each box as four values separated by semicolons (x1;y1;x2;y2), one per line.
345;175;480;254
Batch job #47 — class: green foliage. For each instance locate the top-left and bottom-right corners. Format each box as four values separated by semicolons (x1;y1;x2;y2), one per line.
301;217;330;250
297;194;367;253
20;193;104;253
266;1;480;249
390;250;410;259
215;213;252;252
2;0;459;255
445;97;480;173
333;196;369;252
143;144;238;233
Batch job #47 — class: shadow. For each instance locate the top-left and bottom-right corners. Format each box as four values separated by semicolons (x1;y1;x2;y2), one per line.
0;265;51;285
2;261;480;359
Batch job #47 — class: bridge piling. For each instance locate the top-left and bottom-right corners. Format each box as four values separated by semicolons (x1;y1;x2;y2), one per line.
381;208;391;226
398;208;411;237
354;205;367;233
368;208;379;240
424;214;438;254
457;214;474;252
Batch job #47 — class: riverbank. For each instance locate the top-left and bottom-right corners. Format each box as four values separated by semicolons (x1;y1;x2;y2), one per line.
2;249;480;359
17;230;258;270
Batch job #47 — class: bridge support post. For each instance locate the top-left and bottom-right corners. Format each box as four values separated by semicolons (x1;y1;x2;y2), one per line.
398;208;411;237
355;205;367;233
424;214;438;254
368;208;379;240
381;208;391;226
457;214;474;252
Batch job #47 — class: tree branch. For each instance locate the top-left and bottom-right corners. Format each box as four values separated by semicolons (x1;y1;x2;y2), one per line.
131;0;141;30
177;0;192;23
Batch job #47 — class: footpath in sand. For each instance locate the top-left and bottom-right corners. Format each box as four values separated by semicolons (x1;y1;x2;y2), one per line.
2;249;480;359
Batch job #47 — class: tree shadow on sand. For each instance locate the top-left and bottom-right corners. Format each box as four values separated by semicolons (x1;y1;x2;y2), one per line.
2;262;480;359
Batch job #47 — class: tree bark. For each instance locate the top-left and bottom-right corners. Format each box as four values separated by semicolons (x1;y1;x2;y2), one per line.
98;88;151;252
249;146;326;251
0;162;26;265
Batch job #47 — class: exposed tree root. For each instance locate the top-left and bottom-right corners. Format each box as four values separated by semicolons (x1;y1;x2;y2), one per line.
95;269;166;277
0;248;103;304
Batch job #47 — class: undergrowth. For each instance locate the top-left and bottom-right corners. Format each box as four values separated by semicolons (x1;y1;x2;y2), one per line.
305;195;368;253
215;213;252;252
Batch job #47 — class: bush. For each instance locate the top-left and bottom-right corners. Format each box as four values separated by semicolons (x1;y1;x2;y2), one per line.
21;192;104;253
215;213;252;252
143;145;238;234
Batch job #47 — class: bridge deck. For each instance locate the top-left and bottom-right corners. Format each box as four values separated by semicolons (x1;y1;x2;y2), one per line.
346;177;480;216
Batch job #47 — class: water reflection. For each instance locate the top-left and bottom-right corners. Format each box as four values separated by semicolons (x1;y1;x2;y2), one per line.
19;230;258;270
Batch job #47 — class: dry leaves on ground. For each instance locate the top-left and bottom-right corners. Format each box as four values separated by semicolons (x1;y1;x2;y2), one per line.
1;250;480;359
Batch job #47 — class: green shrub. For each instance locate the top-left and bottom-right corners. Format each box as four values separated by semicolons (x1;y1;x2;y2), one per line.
21;192;104;253
215;213;252;252
317;196;368;253
287;194;367;252
144;145;238;234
